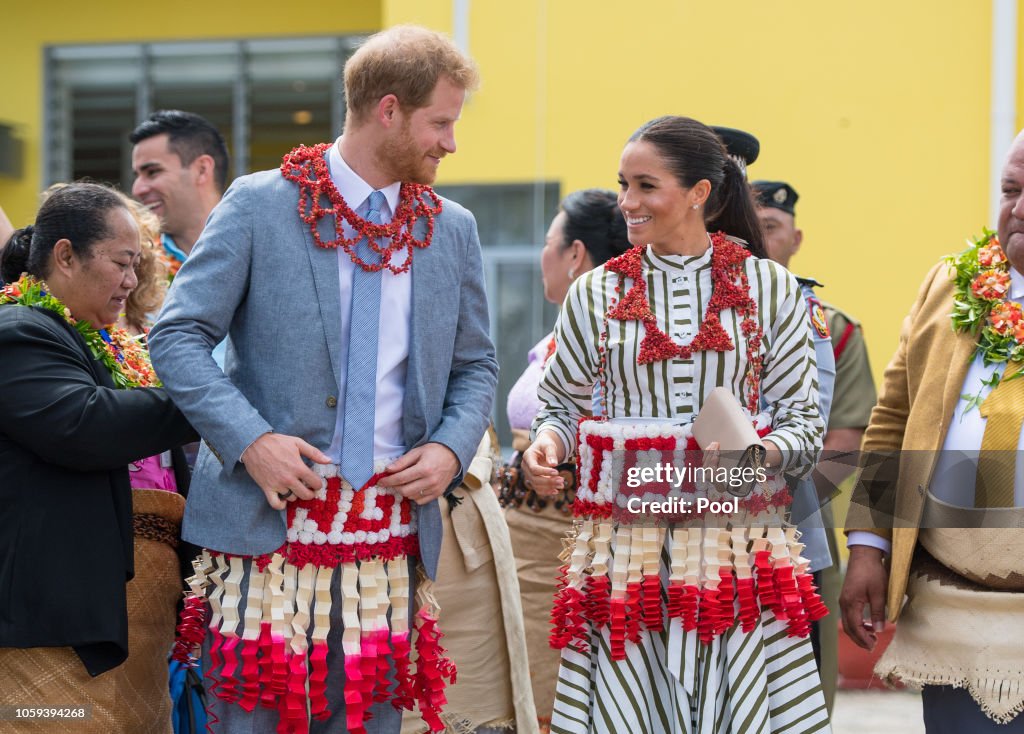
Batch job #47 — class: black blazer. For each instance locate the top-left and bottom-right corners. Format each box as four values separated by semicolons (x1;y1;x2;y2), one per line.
0;305;196;676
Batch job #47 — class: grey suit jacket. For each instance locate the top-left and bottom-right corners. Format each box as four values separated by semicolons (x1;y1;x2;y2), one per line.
149;168;498;579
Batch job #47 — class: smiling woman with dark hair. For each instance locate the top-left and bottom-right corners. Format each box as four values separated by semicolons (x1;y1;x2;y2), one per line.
0;182;196;732
523;117;828;733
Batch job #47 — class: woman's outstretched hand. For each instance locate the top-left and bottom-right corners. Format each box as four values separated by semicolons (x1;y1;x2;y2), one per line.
522;430;566;497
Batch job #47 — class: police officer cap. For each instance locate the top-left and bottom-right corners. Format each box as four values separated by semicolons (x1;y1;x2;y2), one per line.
710;126;760;173
752;180;798;216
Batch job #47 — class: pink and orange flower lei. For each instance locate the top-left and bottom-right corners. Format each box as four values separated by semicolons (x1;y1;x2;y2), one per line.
599;233;764;412
948;228;1024;366
159;251;183;282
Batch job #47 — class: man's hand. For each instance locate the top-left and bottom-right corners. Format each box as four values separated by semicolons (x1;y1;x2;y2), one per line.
241;433;332;510
378;443;460;505
522;431;566;497
839;544;889;651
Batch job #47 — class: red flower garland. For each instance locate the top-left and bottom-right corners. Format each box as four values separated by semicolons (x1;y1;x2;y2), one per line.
280;142;442;274
601;233;765;412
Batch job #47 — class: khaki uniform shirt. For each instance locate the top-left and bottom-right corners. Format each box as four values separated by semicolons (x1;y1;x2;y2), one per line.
824;303;876;430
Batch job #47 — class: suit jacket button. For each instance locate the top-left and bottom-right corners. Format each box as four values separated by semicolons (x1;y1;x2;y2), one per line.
326;396;338;408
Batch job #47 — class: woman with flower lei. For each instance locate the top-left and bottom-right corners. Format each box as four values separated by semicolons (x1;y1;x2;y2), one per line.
522;117;830;733
0;183;196;733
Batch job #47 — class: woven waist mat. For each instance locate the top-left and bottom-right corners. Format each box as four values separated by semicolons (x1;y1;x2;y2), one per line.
876;546;1024;724
919;492;1024;590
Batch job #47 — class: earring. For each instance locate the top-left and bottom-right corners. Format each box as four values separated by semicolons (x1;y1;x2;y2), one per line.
692;204;699;210
568;267;576;280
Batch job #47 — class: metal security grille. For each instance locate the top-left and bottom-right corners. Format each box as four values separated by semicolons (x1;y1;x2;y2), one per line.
436;183;561;449
44;36;361;189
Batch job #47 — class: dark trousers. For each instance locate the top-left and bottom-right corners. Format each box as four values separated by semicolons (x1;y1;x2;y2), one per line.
923;685;1024;733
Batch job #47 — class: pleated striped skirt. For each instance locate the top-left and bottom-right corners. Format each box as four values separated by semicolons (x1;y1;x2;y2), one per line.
550;548;832;734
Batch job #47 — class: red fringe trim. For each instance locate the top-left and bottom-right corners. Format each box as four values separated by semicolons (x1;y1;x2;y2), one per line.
754;550;781;618
624;581;643;644
170;595;207;666
238;633;261;712
257;623;276;709
308;640;330;720
666;581;699;632
343;652;367;734
373;638;392;703
584;575;611;629
358;633;377;717
776;564;806;636
189;526;456;732
414;609;456;734
281;653;310;734
357;629;388;715
576;416;607;497
640;575;664;632
554;566;826;652
799;572;830;623
735;577;760;632
190;596;459;732
206;626;226;706
389;631;416;711
696;585;720;645
608;598;628;660
549;571;588;652
714;570;736;639
268;634;289;702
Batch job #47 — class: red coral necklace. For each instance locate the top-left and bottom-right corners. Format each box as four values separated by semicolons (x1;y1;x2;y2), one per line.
599;232;764;412
280;142;442;274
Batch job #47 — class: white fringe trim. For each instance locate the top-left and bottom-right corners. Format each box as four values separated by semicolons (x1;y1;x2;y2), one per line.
876;663;1024;725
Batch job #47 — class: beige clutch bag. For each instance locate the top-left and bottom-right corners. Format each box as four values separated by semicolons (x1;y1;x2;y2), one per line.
691;387;767;496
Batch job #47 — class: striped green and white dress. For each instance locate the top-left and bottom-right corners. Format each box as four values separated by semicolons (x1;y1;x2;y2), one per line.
535;241;831;734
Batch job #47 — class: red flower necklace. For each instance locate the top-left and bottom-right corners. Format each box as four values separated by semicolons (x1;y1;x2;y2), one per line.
280;142;443;274
599;232;764;412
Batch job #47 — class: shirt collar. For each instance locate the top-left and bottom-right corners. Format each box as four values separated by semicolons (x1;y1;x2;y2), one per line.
326;139;402;216
643;239;714;273
1011;266;1024;302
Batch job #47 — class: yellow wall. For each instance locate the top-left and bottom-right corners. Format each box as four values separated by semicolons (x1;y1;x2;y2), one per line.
0;0;381;225
4;0;1024;390
409;0;1018;391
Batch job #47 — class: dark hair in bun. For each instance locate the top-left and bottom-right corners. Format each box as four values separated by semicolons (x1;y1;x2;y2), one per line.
559;189;631;267
1;226;34;284
0;183;127;284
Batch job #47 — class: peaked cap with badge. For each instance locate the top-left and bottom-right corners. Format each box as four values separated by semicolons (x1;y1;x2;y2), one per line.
752;180;799;216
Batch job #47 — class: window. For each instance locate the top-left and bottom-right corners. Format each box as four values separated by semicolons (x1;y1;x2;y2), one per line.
436;183;561;450
44;36;362;189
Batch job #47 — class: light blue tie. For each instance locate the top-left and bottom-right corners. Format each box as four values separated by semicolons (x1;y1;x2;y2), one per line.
341;190;386;489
